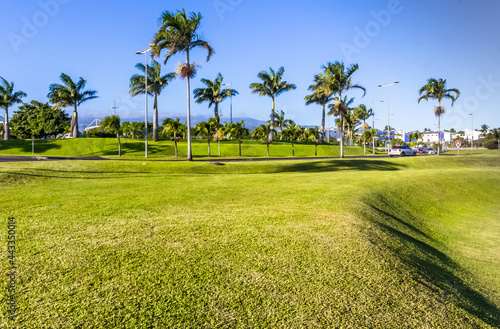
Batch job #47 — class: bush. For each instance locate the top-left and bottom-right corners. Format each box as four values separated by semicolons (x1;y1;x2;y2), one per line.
483;139;499;150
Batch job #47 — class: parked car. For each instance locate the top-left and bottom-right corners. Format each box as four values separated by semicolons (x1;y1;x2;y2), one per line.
427;148;437;154
418;147;428;154
389;145;417;157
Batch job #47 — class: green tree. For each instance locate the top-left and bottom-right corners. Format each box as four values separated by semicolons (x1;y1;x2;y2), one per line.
253;124;276;157
418;78;460;155
100;115;122;156
282;123;305;156
151;9;214;161
195;118;218;157
47;73;98;138
163;118;186;157
130;60;176;142
305;79;333;143
193;73;238;126
223;120;249;157
321;61;366;158
10;101;70;139
354;104;373;155
250;67;296;141
480;124;489;138
0;77;27;140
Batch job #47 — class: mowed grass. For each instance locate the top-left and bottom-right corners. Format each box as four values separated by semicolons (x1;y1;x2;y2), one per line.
0;154;499;328
0;138;383;158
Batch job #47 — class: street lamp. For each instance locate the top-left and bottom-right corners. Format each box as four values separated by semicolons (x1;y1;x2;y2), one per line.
469;113;473;150
378;82;399;153
136;47;151;158
222;83;233;123
372;100;384;155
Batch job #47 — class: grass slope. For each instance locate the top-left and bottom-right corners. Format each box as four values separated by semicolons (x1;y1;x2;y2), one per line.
0;154;499;328
0;138;382;158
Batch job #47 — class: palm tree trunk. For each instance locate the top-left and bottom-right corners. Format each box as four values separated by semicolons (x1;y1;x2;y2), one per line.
117;134;121;157
315;143;318;156
340;114;344;158
364;137;366;155
175;139;178;157
239;140;242;157
72;104;79;138
270;97;275;142
153;93;158;142
186;50;192;161
207;139;211;157
320;104;325;144
292;141;294;156
215;102;220;126
3;107;9;140
267;143;270;157
438;101;441;155
218;139;221;156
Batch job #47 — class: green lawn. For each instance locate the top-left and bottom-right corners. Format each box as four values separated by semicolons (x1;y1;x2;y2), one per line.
1;153;499;328
0;138;383;158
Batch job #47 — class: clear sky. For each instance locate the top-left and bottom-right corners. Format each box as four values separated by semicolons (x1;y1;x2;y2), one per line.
1;0;499;132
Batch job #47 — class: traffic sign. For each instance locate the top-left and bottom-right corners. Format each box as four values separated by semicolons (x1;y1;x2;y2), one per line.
455;141;461;148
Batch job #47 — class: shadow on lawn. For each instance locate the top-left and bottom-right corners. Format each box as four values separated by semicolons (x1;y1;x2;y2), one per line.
365;200;500;327
0;139;62;154
267;159;405;174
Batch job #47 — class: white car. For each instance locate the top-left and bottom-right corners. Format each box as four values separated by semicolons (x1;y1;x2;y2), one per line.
427;148;437;154
389;145;417;157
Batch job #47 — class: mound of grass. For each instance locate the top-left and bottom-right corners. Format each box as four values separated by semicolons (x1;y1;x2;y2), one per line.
0;138;383;158
0;154;498;328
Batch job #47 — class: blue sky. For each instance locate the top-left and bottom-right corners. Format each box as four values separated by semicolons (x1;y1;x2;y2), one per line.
1;0;499;132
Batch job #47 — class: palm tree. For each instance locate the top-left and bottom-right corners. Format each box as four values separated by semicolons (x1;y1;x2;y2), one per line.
162;118;186;157
268;110;294;140
151;9;214;161
253;124;276;157
418;78;460;155
329;96;356;149
250;67;296;141
282;123;304;156
0;77;27;140
223;121;249;157
47;73;98;138
480;124;489;138
130;60;176;141
354;104;373;155
100;115;121;156
305;79;333;144
195;118;218;157
193;73;238;126
320;61;366;158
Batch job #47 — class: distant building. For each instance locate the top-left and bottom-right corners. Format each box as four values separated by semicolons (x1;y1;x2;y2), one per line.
324;128;341;139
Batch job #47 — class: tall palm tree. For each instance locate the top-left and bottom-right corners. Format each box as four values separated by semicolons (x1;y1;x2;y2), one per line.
0;77;27;140
130;60;176;141
321;61;366;158
250;67;296;142
418;78;460;155
193;73;238;125
253;124;276;157
47;73;98;138
99;115;121;156
305;79;333;144
151;9;214;161
195;118;218;157
162;118;186;157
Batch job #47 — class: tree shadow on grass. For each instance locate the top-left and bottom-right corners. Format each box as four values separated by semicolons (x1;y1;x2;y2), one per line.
0;139;62;154
365;202;500;327
266;159;405;174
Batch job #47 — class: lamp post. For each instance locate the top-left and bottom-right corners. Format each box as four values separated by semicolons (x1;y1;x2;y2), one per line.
373;100;383;155
222;83;233;123
136;47;151;158
469;113;473;150
378;82;399;153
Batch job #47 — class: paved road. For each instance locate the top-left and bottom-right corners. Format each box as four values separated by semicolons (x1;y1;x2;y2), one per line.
0;155;106;162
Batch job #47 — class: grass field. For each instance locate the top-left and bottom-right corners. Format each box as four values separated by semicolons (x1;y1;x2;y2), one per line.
0;138;383;158
1;153;499;328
